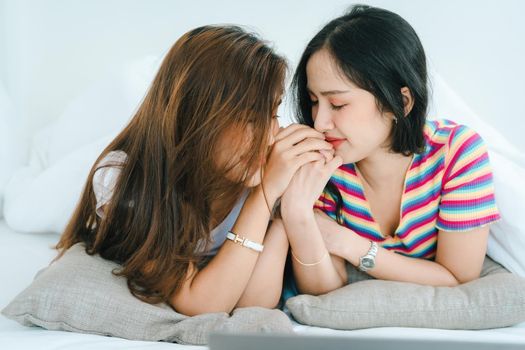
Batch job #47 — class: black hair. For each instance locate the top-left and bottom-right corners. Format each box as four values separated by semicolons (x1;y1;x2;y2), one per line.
292;4;428;223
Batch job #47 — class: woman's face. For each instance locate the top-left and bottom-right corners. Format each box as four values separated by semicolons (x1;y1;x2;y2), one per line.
242;116;280;187
306;48;395;164
215;113;280;187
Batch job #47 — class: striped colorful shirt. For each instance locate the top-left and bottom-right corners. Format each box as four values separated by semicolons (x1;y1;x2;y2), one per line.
315;119;501;260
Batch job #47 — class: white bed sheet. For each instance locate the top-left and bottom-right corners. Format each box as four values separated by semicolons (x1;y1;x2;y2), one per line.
1;220;525;349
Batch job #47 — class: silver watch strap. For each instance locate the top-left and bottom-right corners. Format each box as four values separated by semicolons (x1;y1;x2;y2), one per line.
368;241;378;257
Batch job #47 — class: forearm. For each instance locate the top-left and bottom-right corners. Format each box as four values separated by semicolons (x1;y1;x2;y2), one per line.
170;185;272;315
282;213;346;295
339;229;460;287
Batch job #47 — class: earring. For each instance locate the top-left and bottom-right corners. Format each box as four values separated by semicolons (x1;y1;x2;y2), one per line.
393;116;398;124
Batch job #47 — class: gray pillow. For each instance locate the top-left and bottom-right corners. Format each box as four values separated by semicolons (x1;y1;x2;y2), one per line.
1;243;293;345
286;256;525;330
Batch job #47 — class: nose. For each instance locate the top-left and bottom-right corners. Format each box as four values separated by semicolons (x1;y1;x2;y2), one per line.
313;104;334;133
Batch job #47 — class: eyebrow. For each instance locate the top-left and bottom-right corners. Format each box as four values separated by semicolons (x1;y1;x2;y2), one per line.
307;88;351;97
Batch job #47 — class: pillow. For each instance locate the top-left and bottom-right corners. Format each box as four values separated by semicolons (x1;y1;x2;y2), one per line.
1;243;293;345
39;55;160;169
428;70;524;166
2;55;160;232
286;257;525;330
3;136;113;233
0;81;26;219
486;151;525;276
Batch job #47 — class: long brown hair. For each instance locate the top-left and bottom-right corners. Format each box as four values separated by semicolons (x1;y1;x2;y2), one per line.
56;25;287;304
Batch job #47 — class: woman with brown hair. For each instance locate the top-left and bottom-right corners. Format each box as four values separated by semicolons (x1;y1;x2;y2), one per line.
55;25;339;316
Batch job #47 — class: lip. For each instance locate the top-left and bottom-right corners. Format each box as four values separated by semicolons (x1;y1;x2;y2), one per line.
325;136;347;149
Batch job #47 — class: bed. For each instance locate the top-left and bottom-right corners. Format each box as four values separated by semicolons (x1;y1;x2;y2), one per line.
1;220;525;349
2;24;525;347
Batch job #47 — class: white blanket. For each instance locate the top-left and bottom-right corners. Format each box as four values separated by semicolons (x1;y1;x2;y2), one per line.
1;220;524;349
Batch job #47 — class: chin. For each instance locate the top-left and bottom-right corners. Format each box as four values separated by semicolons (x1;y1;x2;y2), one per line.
337;148;363;165
334;148;352;164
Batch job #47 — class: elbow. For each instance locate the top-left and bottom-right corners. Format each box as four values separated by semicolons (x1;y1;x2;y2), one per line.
170;302;233;317
169;296;234;317
436;260;482;287
455;272;481;285
443;270;481;287
298;280;345;296
442;277;460;287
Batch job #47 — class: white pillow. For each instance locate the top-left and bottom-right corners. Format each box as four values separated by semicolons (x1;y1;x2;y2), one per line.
428;70;524;166
3;55;160;233
36;55;160;169
0;82;27;219
4;136;113;233
486;151;525;276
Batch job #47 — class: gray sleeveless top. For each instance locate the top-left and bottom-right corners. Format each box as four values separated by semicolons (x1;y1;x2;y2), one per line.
92;151;248;256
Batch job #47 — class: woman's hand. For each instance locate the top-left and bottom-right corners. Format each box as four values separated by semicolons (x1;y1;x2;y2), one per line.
262;124;334;206
313;209;350;258
280;151;342;217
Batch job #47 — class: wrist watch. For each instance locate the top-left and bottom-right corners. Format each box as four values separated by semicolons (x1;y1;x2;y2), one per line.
358;241;378;272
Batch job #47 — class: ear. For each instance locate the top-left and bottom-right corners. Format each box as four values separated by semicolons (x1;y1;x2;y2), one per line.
400;87;414;117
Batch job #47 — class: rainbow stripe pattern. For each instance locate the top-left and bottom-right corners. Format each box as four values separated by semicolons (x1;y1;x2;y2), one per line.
315;119;501;260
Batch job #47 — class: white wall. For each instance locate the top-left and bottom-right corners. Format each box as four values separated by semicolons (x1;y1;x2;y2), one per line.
382;0;525;152
0;0;7;84
1;0;524;153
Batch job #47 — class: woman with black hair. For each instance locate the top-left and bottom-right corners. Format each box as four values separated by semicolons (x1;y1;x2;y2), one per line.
278;5;501;296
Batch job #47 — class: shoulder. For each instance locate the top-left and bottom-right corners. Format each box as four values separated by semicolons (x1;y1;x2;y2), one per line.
423;119;486;156
424;120;493;187
96;150;128;169
93;151;128;186
425;119;483;145
92;150;128;213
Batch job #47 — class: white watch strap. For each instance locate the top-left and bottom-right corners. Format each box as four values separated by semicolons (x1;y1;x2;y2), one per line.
226;231;264;252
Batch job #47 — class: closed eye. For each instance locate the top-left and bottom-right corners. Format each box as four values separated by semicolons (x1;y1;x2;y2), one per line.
330;104;347;111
